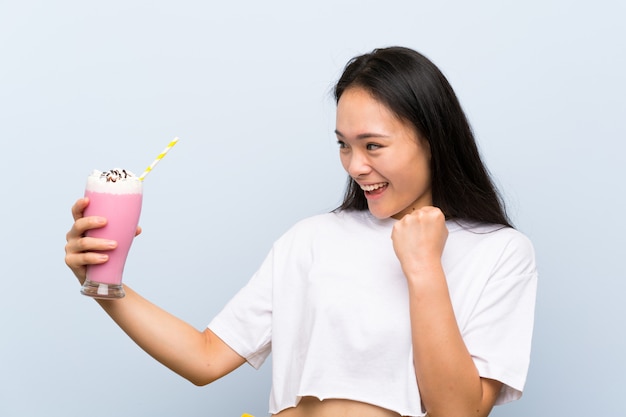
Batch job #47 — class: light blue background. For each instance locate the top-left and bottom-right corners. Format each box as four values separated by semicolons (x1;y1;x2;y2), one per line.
1;1;624;416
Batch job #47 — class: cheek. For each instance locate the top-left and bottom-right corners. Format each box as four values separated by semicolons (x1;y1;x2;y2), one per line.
397;157;431;191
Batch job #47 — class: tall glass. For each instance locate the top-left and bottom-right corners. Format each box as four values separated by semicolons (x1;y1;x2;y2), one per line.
81;170;143;299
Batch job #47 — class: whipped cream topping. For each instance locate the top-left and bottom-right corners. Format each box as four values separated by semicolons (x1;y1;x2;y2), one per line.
86;168;142;194
96;168;136;182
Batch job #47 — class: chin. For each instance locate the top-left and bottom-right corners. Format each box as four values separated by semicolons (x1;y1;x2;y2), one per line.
368;202;415;220
367;206;395;220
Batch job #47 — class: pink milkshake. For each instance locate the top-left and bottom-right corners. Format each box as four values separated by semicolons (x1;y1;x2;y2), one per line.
81;169;143;299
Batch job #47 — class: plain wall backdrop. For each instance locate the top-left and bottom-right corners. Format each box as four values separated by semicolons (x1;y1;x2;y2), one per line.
1;1;624;416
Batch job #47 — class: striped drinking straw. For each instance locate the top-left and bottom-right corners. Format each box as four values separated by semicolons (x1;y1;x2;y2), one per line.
139;137;180;181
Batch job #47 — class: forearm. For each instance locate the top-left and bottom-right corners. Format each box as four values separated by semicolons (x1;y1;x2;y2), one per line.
94;285;231;385
406;262;495;417
66;200;244;384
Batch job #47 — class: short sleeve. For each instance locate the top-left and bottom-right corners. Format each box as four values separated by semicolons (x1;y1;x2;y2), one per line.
207;248;274;369
462;233;538;404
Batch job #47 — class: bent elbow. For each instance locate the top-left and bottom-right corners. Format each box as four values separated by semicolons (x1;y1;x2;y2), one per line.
187;373;219;387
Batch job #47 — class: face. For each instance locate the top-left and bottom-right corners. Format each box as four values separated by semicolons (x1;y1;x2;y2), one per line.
335;87;432;220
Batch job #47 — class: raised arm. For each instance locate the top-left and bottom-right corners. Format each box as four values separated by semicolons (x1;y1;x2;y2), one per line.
392;206;501;417
64;197;245;385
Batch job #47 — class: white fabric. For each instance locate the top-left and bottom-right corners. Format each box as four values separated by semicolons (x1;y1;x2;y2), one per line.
208;210;537;416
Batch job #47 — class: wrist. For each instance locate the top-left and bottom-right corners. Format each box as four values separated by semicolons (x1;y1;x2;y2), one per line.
402;257;445;286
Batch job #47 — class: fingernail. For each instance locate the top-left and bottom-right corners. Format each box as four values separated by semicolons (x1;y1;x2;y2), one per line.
97;254;108;261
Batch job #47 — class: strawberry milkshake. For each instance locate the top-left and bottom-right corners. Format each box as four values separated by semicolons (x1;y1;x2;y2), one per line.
81;169;143;299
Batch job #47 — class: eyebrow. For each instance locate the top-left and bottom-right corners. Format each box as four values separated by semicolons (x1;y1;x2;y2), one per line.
334;129;389;140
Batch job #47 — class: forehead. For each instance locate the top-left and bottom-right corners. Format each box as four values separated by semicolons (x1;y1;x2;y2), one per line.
336;87;416;138
337;88;396;124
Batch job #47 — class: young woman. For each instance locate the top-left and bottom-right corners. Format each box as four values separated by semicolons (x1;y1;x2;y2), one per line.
65;46;537;417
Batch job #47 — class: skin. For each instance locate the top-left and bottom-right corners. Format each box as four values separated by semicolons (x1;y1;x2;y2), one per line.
333;88;502;417
335;87;433;220
65;87;502;417
65;199;245;386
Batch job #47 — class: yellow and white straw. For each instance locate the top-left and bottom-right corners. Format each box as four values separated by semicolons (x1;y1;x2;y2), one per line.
139;137;180;181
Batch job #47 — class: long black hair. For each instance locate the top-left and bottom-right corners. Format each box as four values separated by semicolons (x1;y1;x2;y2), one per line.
334;46;512;228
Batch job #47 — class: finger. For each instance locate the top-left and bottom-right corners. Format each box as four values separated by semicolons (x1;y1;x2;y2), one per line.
64;251;109;271
66;235;117;254
71;197;89;221
65;216;107;242
135;226;142;237
408;206;444;223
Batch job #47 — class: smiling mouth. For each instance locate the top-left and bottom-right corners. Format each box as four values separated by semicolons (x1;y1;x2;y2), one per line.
360;182;388;194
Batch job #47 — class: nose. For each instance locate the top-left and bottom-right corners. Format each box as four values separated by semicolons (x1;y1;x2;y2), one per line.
343;149;371;178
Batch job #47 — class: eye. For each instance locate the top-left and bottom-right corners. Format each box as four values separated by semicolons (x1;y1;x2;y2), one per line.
366;143;382;151
337;140;348;149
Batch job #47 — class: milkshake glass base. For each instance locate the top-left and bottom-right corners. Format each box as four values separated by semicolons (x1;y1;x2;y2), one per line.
81;280;125;299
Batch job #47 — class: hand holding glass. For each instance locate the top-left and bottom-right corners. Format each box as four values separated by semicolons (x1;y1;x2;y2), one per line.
78;137;178;299
81;170;143;299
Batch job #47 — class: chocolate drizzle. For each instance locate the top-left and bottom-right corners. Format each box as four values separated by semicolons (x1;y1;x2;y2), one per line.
100;169;133;182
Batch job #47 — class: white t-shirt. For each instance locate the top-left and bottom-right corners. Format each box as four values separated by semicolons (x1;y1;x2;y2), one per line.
208;210;537;416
